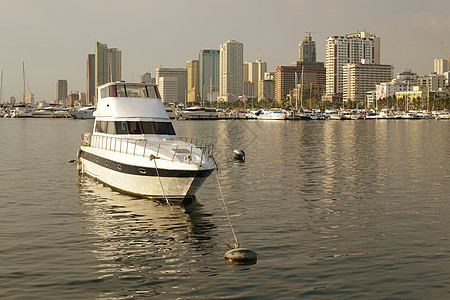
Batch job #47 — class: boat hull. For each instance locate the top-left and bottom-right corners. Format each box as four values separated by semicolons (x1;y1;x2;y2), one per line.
79;147;214;202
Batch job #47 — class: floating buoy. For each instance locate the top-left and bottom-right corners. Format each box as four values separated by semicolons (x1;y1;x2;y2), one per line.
224;248;257;265
231;149;245;161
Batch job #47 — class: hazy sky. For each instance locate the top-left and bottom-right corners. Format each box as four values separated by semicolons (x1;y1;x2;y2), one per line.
1;0;449;102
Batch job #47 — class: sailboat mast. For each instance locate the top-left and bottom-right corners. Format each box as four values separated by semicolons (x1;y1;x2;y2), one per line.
300;66;304;110
295;72;298;110
22;62;26;103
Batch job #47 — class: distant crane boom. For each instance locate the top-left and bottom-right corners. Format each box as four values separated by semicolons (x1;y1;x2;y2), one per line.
441;41;450;61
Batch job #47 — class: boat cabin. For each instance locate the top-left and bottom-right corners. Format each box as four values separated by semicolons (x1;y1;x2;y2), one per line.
99;82;161;100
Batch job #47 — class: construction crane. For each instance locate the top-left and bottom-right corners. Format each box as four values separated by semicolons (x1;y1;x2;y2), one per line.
441;41;450;61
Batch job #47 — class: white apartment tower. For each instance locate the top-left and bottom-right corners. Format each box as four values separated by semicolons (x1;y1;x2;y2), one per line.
434;58;449;75
244;60;267;98
326;31;380;99
218;40;243;102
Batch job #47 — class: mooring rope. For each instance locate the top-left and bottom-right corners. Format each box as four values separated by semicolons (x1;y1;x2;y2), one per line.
151;155;171;207
215;172;239;249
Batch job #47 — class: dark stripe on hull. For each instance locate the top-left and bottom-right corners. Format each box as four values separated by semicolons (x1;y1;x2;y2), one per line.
80;149;214;178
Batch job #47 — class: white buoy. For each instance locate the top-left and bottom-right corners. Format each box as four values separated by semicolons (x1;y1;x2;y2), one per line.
231;149;245;161
224;248;257;265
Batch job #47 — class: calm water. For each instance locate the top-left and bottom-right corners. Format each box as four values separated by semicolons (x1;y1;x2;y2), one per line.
0;118;449;299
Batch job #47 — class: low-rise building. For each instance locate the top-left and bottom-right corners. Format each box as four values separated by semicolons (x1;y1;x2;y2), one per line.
342;62;393;103
258;79;275;101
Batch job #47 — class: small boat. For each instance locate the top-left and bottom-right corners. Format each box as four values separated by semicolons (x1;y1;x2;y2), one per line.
77;81;216;203
10;104;34;118
68;106;96;119
32;106;70;118
179;107;218;120
257;108;287;120
325;109;342;120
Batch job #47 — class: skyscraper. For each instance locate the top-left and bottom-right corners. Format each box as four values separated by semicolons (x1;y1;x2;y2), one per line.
94;41;122;103
199;50;220;103
56;79;68;103
434;58;449;75
218;40;243;102
243;60;267;98
86;54;95;105
186;60;200;103
325;31;380;101
299;33;316;62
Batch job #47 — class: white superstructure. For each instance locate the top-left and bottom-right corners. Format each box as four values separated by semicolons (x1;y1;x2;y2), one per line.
78;82;216;203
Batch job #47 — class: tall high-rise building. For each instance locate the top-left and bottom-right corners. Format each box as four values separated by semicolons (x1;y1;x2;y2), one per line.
243;60;267;98
56;79;68;103
218;40;243;102
94;41;122;103
199;50;220;103
155;68;187;103
299;33;316;62
434;58;449;75
86;54;95;105
186;60;200;103
325;31;380;100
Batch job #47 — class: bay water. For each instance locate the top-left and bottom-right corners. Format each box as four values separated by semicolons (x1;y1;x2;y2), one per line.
0;118;449;299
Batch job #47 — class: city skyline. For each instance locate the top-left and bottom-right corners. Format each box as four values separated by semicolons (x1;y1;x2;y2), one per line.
0;0;449;102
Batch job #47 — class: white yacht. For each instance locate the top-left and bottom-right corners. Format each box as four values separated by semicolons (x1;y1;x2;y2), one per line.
77;82;216;203
68;106;96;119
256;108;287;120
179;107;218;119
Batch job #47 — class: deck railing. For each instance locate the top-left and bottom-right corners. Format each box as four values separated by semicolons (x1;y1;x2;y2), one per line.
82;133;214;164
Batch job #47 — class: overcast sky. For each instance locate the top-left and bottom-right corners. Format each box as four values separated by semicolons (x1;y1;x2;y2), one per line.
1;0;449;102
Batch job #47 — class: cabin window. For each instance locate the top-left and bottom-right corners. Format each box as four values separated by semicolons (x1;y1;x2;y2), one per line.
127;121;142;134
115;121;128;134
107;121;116;134
146;86;159;98
125;85;147;98
116;85;126;97
109;85;117;97
100;88;107;99
141;121;175;135
95;121;108;133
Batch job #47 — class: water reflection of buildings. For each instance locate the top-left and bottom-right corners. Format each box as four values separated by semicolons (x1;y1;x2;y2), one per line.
77;176;216;289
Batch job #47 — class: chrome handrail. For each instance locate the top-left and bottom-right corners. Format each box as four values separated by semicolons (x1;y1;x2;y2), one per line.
83;134;214;165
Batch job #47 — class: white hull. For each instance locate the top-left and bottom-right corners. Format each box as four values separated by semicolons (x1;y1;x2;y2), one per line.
257;110;287;120
78;137;215;202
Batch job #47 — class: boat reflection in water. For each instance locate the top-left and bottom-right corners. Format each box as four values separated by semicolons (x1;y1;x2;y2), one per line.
77;176;217;295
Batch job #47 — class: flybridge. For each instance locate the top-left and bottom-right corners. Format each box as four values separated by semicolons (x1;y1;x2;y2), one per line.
98;82;161;99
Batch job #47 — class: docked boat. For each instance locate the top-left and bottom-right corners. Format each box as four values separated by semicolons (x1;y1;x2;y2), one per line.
32;106;71;118
164;107;178;119
10;104;34;118
256;108;287;120
68;106;96;119
77;82;216;203
179;107;218;119
325;109;342;120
